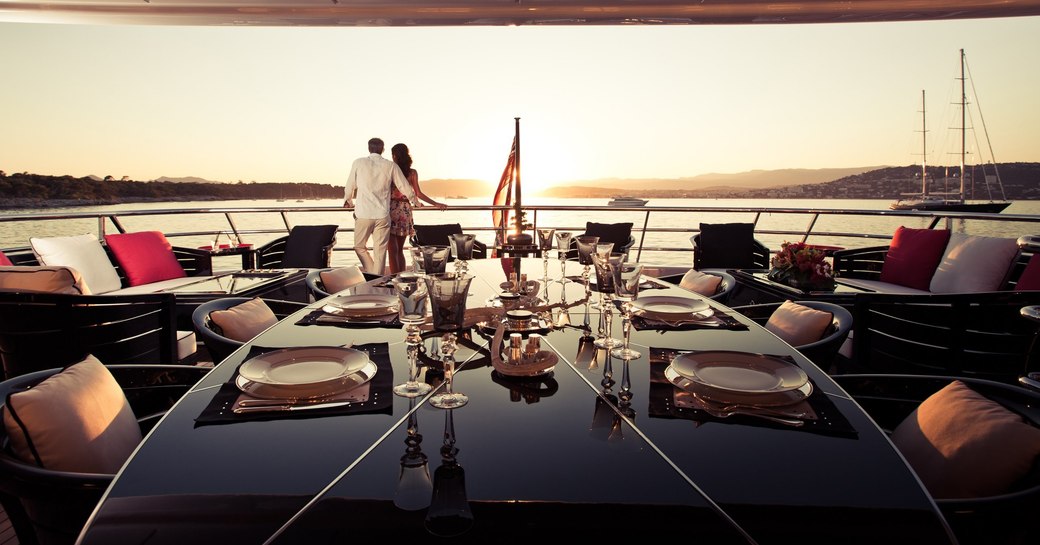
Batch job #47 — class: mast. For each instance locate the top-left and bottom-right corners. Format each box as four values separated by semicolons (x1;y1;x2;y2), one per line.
958;48;967;203
513;117;522;235
919;89;928;197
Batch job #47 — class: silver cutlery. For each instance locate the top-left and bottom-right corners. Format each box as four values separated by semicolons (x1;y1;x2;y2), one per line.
232;400;354;414
698;406;805;427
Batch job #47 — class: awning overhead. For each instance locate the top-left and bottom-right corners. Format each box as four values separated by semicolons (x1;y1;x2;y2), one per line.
2;0;1040;27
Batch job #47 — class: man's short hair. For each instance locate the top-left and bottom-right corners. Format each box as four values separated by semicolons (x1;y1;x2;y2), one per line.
368;138;384;153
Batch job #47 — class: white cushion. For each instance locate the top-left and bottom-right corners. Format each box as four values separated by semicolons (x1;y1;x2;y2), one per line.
209;297;278;342
0;265;91;295
765;300;834;347
929;234;1018;293
836;278;932;295
109;276;212;295
30;234;122;294
679;269;723;296
2;355;142;474
320;266;366;293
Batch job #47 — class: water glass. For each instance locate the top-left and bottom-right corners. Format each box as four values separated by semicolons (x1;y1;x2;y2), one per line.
609;261;644;360
393;273;429;326
421;245;451;275
449;233;476;261
410;247;425;274
536;228;555;279
576;235;600;267
425;273;473;331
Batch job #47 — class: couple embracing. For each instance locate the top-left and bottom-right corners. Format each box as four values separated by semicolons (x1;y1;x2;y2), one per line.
343;138;446;275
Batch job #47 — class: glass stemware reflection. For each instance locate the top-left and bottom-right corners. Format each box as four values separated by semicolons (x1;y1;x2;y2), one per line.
575;235;600;297
609;261;644;360
394;397;432;511
554;231;573;284
592;252;623;349
392;275;432;397
449;233;475;276
424;409;473;536
429;332;468;409
536;228;555;280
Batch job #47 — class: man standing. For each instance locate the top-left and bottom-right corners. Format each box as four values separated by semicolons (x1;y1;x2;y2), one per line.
344;137;417;274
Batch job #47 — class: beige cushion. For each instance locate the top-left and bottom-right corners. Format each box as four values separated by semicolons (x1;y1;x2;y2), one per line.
320;266;366;293
2;355;142;474
679;269;723;296
929;233;1018;293
892;380;1040;499
764;300;833;347
209;297;278;342
30;234;122;294
0;265;91;295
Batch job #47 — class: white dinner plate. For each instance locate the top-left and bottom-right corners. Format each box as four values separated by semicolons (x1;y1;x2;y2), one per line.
670;351;809;394
239;346;370;388
630;296;712;320
236;360;377;400
665;364;812;407
323;294;399;317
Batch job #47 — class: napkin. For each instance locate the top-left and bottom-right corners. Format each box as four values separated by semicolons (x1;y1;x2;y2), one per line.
295;308;401;328
194;342;394;425
646;347;856;436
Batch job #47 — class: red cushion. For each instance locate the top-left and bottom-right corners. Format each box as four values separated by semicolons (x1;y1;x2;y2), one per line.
1016;254;1040;291
879;227;950;290
104;231;186;287
0;251;11;266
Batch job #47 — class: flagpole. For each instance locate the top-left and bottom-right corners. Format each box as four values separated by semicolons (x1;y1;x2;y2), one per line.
513;117;522;235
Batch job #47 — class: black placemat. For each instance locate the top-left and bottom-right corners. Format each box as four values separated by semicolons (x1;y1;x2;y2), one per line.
295;308;401;329
646;347;856;437
194;342;394;425
631;307;748;331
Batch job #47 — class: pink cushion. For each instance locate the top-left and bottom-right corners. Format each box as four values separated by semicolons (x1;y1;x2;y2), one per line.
765;300;833;347
1016;254;1040;291
0;251;11;266
2;355;142;473
209;297;278;342
679;269;723;296
892;380;1040;499
104;231;186;287
879;227;950;290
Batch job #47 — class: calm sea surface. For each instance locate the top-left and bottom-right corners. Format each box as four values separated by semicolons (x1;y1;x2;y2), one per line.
3;197;1039;267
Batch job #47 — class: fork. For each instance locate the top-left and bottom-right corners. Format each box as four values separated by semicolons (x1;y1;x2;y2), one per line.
698;406;805;427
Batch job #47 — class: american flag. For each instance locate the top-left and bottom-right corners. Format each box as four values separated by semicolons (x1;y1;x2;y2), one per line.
491;136;517;253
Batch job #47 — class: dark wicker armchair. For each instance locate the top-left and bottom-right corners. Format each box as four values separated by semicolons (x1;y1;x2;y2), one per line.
692;223;770;270
255;225;338;269
729;300;853;371
191;297;308;364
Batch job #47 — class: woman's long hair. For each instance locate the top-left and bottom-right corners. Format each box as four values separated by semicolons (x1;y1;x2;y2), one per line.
391;143;412;175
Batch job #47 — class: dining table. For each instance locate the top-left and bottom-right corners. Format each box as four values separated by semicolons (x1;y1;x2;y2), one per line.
77;257;956;544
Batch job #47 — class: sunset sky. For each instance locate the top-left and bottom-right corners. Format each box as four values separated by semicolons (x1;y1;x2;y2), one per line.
1;16;1038;192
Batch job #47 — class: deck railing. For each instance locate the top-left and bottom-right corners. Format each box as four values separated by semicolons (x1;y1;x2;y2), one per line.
2;204;1039;267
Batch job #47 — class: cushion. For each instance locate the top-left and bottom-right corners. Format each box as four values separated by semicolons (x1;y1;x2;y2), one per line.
208;297;278;343
679;269;723;296
0;251;11;266
282;225;338;268
104;231;186;287
929;233;1018;293
878;227;950;291
320;266;366;293
30;233;122;294
585;222;633;250
1015;254;1040;291
2;355;142;473
414;223;463;247
696;223;756;268
765;300;834;347
891;380;1040;499
0;265;90;294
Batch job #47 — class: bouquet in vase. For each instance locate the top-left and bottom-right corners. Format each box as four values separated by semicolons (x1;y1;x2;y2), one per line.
767;241;836;292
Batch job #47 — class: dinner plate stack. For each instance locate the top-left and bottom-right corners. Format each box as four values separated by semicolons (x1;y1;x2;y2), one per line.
322;294;399;318
235;346;377;399
665;351;812;407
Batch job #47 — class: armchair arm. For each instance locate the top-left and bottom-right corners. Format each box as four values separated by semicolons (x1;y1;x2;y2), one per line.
832;245;889;280
172;246;213;276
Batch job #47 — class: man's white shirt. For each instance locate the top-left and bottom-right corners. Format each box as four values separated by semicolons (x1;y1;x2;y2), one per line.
344;153;417;219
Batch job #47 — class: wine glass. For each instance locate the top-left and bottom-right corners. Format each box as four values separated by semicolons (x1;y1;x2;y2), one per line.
429;332;468;409
592;252;624;349
536;228;555;280
575;235;600;296
609;261;644;360
590;242;614;309
392;274;432;397
554;231;573;284
449;233;475;276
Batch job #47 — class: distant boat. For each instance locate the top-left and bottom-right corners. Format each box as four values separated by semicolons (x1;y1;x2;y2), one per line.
608;196;649;207
891;50;1010;213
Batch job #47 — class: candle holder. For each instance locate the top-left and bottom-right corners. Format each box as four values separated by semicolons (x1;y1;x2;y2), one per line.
392;275;432;398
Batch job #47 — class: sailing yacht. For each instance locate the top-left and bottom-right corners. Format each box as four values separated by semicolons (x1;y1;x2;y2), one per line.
891;50;1010;213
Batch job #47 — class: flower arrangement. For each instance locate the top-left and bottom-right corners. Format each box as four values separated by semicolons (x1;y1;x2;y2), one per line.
767;241;836;292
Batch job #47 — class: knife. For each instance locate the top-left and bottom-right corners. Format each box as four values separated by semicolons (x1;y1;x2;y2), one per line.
232;400;355;414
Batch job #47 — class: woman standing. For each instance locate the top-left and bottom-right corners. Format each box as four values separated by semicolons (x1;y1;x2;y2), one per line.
388;143;446;273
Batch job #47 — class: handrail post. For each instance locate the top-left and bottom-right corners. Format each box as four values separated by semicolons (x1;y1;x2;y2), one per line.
636;209;651;262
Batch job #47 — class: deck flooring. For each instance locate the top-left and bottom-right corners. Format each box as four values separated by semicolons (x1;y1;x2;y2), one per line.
0;505;17;545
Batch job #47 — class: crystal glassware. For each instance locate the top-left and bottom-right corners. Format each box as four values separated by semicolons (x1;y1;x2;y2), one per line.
590;242;615;309
429;332;468;409
554;231;573;284
575;235;600;296
421;245;451;275
593;252;624;349
409;246;425;275
536;228;555;280
424;409;473;536
392;274;432;397
449;233;475;276
394;397;433;510
609;261;644;360
425;273;473;332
